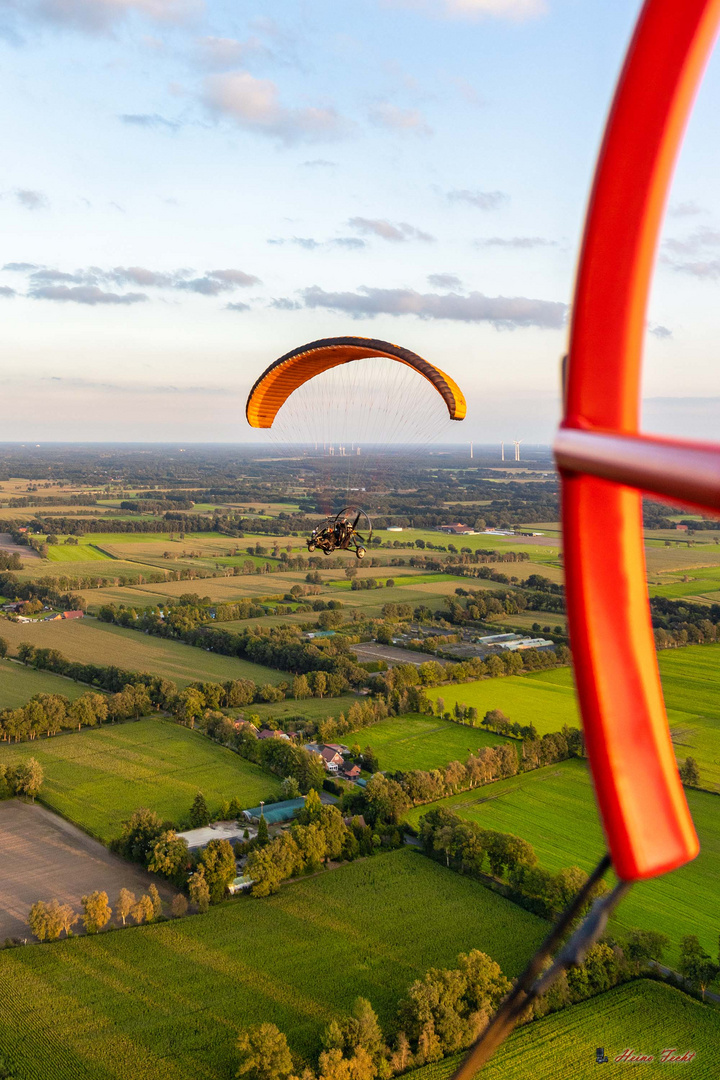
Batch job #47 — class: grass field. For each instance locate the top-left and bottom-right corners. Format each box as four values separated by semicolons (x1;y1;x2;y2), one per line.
410;981;720;1080
0;659;90;708
0;718;281;839
426;644;720;791
0;618;288;688
345;713;510;772
371;528;562;561
405;758;720;968
0;848;547;1080
45;542;114;563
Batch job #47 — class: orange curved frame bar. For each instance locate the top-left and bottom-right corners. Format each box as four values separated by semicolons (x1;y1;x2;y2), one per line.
246;336;466;428
556;0;720;880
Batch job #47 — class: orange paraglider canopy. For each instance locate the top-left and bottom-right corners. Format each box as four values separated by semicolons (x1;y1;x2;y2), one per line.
245;336;466;428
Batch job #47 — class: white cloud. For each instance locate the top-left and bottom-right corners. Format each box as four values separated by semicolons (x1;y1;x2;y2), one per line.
389;0;546;20
30;285;147;304
476;235;556;248
203;71;350;144
368;102;432;135
447;188;507;210
298;284;566;328
32;0;201;34
196;35;271;71
15;188;48;210
427;273;462;288
348;217;435;242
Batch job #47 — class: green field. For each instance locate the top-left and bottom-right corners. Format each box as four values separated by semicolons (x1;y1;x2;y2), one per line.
346;713;510;772
0;618;288;688
405;758;720;968
426;644;720;791
0;717;281;839
0;849;547;1080
410;981;720;1080
371;528;562;562
45;542;113;563
0;659;90;708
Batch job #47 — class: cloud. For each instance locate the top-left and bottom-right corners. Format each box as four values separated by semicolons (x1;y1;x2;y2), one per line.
29;0;200;35
331;237;365;249
348;217;435;242
29;285;147;304
175;268;261;294
203;71;350;144
649;324;672;339
15;189;48;210
427;273;462;288
390;0;546;19
299;284;566;328
3;262;40;271
668;259;720;280
9;263;261;297
110;266;184;287
268;235;366;251
476;235;556;248
302;159;337;168
668;200;705;218
663;227;720;257
368;102;432;135
196;35;271;70
30;267;88;283
0;286;16;297
119;113;180;130
447;188;507;210
270;297;302;310
226;300;251;311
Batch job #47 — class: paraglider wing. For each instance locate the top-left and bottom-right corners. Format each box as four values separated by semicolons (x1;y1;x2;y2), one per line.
245;336;466;428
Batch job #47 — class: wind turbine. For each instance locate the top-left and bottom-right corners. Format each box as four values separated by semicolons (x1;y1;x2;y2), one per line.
514;439;523;462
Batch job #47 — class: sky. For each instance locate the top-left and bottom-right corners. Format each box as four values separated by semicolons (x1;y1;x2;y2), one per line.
2;0;720;444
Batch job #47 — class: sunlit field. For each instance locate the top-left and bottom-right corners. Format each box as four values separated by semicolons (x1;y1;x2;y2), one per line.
0;659;90;709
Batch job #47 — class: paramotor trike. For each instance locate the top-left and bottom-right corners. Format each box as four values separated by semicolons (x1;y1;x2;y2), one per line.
306;507;372;559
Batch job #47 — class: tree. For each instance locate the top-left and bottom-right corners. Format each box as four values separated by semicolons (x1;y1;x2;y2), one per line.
8;758;43;800
679;934;719;999
171;893;188;918
624;928;670;973
131;894;155;925
236;1022;294;1080
118;808;165;863
292;675;310;700
116;888;135;926
148;883;163;920
190;791;210;828
81;890;112;933
148;831;190;881
200;838;237;903
17;642;34;665
188;866;211;913
257;814;269;846
280;776;300;800
28;898;77;941
679;756;700;787
246;846;285;897
298;788;323;824
0;637;7;659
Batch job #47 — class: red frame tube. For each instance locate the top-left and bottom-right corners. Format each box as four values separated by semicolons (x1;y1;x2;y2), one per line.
556;0;720;879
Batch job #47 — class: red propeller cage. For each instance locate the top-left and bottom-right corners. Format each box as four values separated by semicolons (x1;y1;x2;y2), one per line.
555;0;720;881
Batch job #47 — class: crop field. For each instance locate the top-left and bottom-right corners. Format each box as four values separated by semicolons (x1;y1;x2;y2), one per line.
0;848;547;1080
405;758;720;967
44;542;114;563
0;801;177;939
410;981;720;1080
649;564;720;600
0;659;90;708
644;546;720;574
0;718;281;840
0;618;288;687
345;713;510;771
249;692;362;724
425;671;582;737
371;528;562;561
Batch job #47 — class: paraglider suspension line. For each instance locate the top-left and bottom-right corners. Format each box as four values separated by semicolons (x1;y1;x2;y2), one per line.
450;853;631;1080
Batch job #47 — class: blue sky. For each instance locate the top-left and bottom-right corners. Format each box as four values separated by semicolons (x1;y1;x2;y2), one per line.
2;0;720;443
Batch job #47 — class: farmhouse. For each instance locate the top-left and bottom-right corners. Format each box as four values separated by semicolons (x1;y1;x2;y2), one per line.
438;523;475;535
320;747;343;772
62;610;84;620
341;764;361;781
257;728;290;741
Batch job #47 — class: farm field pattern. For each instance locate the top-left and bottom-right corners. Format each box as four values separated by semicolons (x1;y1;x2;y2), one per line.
344;713;510;772
0;849;547;1080
0;617;288;687
0;718;282;841
404;758;720;968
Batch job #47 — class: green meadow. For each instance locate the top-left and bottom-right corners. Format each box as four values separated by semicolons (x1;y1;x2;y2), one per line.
0;849;547;1080
345;713;510;772
0;659;90;709
405;758;720;968
0;717;281;840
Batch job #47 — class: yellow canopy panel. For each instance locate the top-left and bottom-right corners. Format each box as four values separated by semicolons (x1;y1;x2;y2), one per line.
245;336;467;428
